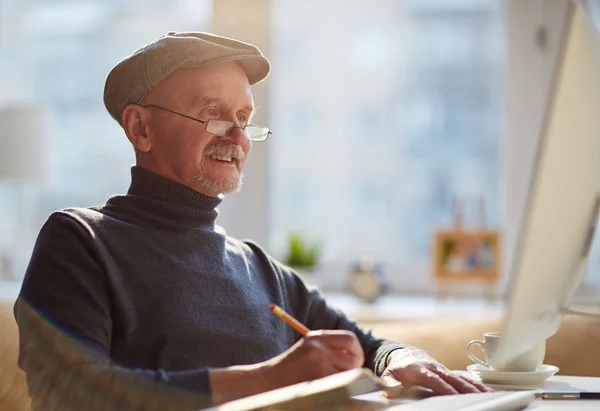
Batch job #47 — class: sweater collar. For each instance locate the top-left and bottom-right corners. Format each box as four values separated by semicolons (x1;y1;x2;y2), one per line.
123;166;223;227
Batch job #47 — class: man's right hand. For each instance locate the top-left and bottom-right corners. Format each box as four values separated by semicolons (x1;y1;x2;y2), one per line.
209;330;364;405
261;330;365;389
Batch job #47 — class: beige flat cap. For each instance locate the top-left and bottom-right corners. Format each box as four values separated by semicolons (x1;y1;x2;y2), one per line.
103;31;270;122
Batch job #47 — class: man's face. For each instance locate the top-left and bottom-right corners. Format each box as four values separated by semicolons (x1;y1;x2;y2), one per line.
137;63;254;196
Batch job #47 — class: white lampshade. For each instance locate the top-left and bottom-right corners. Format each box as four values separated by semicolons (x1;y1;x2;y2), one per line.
0;106;48;182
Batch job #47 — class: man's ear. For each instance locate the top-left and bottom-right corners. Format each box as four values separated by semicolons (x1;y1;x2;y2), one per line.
121;104;152;153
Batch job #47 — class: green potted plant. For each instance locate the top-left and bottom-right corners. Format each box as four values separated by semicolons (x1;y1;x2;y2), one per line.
284;232;321;278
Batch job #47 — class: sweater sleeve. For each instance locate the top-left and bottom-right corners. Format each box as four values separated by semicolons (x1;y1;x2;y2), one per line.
15;212;213;411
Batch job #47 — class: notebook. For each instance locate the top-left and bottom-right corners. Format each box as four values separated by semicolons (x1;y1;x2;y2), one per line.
202;368;387;411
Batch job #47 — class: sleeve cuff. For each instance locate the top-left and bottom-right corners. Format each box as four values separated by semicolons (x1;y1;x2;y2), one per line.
371;342;412;376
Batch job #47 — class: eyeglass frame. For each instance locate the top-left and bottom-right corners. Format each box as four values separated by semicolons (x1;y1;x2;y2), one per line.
140;104;272;141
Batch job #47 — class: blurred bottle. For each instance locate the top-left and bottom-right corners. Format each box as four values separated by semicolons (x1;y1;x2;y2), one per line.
1;250;14;280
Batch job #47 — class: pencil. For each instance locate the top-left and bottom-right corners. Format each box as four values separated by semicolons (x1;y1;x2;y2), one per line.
269;303;310;336
270;303;358;358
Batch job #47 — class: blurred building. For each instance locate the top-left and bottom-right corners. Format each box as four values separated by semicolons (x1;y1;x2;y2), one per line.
269;0;503;278
0;0;213;277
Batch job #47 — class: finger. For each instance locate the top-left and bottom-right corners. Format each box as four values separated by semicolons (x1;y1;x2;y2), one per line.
384;385;436;400
460;375;494;392
396;368;459;395
329;346;364;371
380;375;403;398
309;330;362;351
333;344;363;362
333;346;360;358
381;375;434;400
309;333;364;361
381;375;401;387
437;371;485;394
380;376;435;400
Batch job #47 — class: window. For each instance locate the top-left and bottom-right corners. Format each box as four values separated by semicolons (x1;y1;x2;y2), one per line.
269;0;503;290
0;0;214;278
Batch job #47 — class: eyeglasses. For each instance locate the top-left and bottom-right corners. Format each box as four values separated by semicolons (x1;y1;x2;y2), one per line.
141;104;272;142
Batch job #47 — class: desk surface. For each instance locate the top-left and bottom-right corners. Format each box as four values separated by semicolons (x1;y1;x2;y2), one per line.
353;375;600;410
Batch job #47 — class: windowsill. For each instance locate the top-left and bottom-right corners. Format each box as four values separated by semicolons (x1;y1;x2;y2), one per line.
322;285;600;324
321;291;506;323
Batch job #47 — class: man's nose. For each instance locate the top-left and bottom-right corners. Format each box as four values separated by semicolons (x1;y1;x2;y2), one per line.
224;125;248;145
218;116;247;144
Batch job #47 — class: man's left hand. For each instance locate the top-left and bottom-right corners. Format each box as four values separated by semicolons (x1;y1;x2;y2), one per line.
380;348;493;397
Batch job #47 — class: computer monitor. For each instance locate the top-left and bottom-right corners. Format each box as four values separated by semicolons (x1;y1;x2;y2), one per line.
496;0;600;366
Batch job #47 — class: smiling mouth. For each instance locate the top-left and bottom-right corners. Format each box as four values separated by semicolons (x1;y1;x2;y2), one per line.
210;154;233;162
208;154;239;167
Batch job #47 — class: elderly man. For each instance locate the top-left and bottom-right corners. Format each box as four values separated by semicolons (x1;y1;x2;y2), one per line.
14;32;490;410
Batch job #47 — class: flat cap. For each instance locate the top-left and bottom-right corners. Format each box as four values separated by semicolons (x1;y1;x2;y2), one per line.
103;31;271;122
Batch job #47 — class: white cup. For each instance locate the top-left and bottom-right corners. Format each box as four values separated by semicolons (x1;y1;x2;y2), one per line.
466;332;546;372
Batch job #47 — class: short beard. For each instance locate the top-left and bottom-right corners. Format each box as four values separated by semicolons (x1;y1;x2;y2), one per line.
196;171;244;195
196;143;245;195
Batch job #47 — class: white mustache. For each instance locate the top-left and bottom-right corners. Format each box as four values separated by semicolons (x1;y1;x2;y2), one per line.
204;144;245;161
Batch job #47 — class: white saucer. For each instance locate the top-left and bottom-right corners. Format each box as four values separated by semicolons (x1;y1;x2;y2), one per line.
466;364;559;386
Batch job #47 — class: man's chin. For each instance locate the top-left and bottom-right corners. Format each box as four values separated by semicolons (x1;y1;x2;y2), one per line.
196;174;243;195
219;182;243;195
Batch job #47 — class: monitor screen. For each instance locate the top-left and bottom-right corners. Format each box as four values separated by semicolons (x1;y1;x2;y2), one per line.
497;0;600;366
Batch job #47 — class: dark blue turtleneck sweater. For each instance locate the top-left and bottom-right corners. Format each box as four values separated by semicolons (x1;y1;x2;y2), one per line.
14;166;405;410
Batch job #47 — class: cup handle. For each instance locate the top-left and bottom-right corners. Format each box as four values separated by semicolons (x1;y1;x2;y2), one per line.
466;340;488;367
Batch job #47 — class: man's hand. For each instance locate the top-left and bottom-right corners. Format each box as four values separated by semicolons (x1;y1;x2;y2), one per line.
262;330;365;389
210;330;364;404
381;348;493;397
